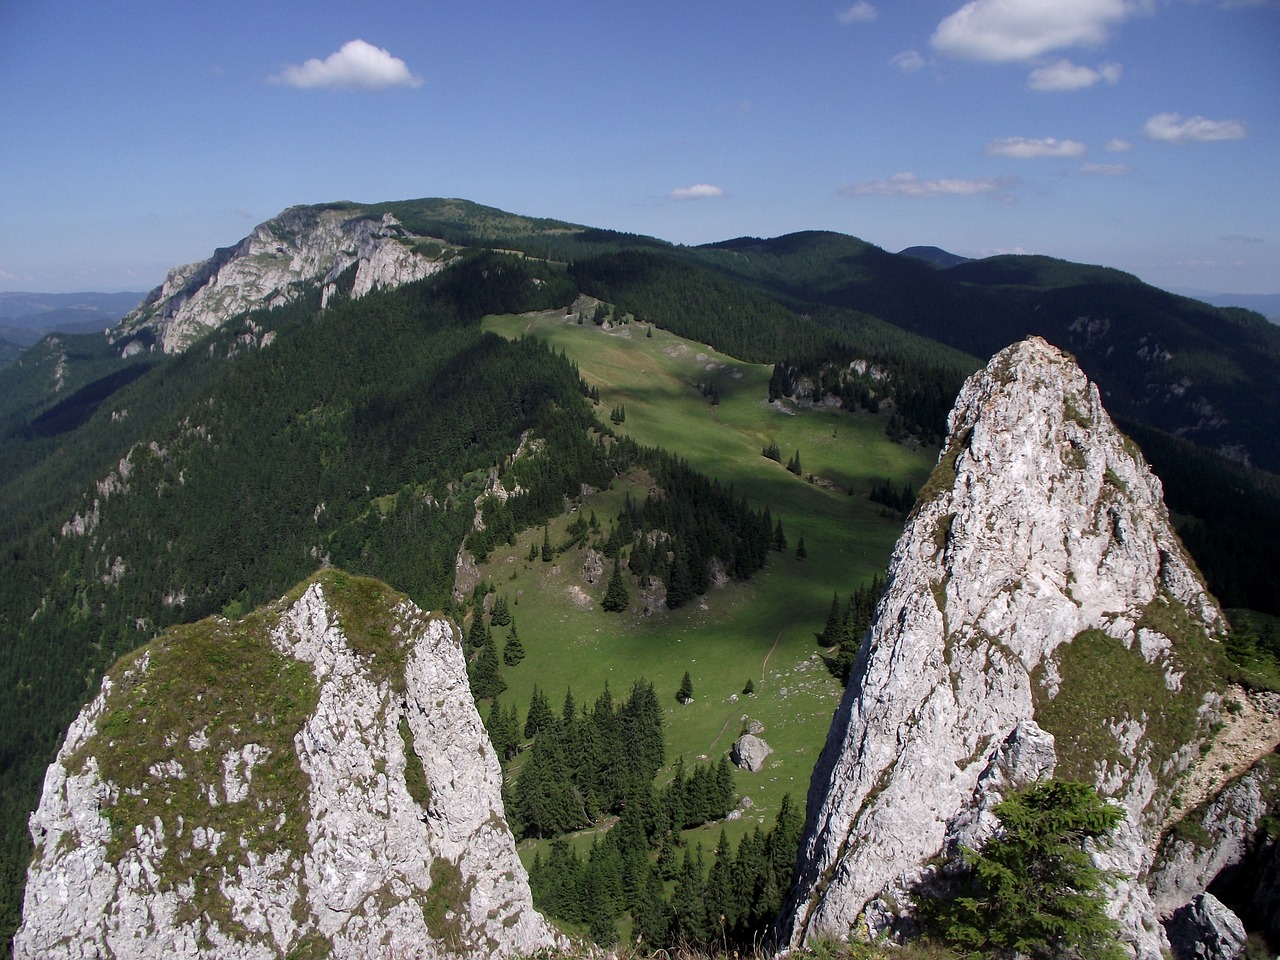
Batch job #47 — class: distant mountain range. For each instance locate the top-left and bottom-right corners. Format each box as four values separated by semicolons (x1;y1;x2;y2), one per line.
1171;288;1280;324
0;291;143;355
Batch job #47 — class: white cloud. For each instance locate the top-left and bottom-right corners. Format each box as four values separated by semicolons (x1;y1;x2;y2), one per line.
985;136;1087;158
891;50;927;72
270;39;423;91
1079;162;1131;175
667;184;727;201
1143;112;1247;143
1104;138;1132;152
931;0;1145;63
837;2;878;24
1027;58;1122;90
839;172;1015;198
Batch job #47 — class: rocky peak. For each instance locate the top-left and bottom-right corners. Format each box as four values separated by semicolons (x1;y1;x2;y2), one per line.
777;336;1226;957
14;571;561;959
112;205;450;354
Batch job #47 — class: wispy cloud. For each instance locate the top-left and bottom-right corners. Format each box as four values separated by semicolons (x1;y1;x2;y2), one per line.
840;172;1016;198
269;39;423;91
837;2;878;24
1027;58;1122;91
1220;235;1265;244
1143;112;1247;143
931;0;1145;63
891;50;927;72
1104;138;1132;152
667;184;727;201
1079;162;1131;175
985;136;1087;158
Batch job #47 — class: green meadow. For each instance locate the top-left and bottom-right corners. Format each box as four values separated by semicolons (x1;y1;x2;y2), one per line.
478;310;938;858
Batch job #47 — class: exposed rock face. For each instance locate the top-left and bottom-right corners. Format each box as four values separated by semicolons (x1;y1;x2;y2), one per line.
777;337;1226;957
1166;894;1247;960
732;734;773;772
15;572;561;959
1150;753;1280;915
112;206;447;354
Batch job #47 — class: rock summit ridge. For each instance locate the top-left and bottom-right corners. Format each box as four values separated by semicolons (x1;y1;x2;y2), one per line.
778;336;1226;957
15;571;561;959
113;205;448;354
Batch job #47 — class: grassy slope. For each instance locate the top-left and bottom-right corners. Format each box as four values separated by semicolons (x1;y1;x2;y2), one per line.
480;311;936;859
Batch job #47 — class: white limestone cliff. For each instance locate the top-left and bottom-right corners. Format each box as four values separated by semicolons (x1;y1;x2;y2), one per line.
14;572;562;959
112;206;447;354
777;337;1226;958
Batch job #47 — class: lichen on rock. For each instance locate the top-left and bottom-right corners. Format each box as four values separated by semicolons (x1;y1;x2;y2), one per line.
15;570;561;959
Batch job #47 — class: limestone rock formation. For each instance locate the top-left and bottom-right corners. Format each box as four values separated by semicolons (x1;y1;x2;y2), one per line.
1166;894;1247;960
777;337;1227;958
112;206;447;354
14;572;562;959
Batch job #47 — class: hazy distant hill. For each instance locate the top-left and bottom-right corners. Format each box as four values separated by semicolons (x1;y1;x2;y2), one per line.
1172;288;1280;324
0;291;144;354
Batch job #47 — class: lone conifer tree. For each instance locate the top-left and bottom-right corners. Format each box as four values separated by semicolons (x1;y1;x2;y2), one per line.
503;623;525;666
602;557;629;612
677;671;694;703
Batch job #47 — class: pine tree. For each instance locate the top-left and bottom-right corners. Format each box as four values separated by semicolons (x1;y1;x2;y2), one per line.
490;594;511;626
467;611;489;649
795;534;807;560
772;518;787;552
786;449;802;475
524;686;554;739
820;591;842;647
742;677;755;696
919;779;1125;960
706;829;738;940
503;623;525;666
671;844;709;945
601;557;629;612
468;632;506;700
677;671;693;703
541;525;553;562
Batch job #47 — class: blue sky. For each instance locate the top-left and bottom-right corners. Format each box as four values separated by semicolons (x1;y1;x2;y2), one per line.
1;0;1276;295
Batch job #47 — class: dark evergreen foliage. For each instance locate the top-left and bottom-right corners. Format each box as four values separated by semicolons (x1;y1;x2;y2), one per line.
601;557;630;612
918;779;1125;960
528;790;803;952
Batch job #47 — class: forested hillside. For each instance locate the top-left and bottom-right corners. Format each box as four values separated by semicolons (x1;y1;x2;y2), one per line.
3;198;1279;955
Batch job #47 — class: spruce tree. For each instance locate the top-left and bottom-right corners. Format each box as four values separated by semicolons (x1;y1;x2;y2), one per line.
601;557;629;612
919;779;1125;960
468;632;506;700
525;686;554;739
821;591;842;646
795;534;807;560
503;623;525;666
541;525;553;562
490;594;511;626
677;670;694;703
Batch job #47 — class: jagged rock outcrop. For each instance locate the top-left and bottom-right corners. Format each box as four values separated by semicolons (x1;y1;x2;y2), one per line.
777;337;1227;958
1165;893;1247;960
15;571;562;959
112;206;448;354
